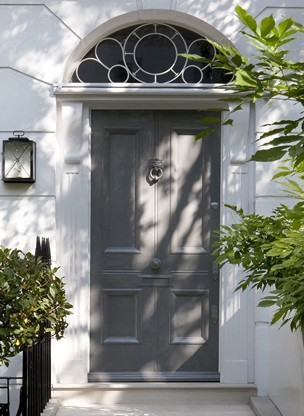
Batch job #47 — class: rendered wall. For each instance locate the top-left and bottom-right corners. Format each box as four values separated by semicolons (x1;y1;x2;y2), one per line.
268;327;304;416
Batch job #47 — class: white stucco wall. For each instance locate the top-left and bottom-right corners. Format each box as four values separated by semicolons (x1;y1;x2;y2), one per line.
254;97;304;415
0;2;303;415
268;326;304;416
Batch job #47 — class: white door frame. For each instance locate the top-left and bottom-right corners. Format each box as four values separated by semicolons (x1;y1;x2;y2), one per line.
53;84;255;385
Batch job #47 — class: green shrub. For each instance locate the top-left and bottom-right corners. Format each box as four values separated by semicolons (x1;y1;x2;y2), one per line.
214;190;304;331
184;6;304;333
0;247;72;366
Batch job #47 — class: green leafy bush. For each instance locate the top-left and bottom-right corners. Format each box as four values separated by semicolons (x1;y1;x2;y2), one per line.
214;169;304;331
0;247;72;366
184;6;304;332
183;6;304;166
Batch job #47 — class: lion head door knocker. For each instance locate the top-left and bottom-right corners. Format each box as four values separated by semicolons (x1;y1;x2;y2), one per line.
147;158;164;185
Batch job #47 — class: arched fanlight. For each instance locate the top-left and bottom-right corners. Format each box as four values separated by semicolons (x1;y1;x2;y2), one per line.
72;23;231;85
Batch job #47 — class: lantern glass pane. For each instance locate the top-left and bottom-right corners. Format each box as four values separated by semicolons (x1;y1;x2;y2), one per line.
3;139;35;182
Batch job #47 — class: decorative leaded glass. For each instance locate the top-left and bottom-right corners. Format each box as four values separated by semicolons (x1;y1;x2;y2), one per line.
72;23;231;84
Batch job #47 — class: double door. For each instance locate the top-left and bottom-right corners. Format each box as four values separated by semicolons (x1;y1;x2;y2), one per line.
90;110;220;381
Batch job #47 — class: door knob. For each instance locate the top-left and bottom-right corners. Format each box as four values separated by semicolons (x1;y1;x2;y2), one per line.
150;257;162;270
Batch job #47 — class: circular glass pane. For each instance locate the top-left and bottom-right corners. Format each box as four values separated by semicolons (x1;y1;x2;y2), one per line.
76;59;107;83
95;38;123;69
108;65;129;83
182;66;203;83
188;39;215;61
134;34;176;75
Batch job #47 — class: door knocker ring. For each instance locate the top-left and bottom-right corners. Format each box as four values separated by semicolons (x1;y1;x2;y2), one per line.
147;158;164;185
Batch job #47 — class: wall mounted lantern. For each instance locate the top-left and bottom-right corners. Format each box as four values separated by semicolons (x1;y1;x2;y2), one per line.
2;131;36;183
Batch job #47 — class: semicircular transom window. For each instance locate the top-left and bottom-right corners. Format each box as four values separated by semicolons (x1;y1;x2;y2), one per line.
72;23;231;84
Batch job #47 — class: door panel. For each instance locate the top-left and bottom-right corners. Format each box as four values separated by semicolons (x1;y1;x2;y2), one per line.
90;110;220;381
103;130;138;253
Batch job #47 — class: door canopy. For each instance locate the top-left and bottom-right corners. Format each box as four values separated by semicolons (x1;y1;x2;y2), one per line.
71;23;231;84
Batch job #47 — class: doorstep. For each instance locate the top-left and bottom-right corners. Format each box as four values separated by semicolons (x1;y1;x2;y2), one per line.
54;382;257;406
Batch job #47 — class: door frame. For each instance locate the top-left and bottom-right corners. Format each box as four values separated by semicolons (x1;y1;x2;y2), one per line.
54;85;255;385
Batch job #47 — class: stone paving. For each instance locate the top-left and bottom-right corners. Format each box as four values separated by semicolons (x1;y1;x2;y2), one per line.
55;403;255;416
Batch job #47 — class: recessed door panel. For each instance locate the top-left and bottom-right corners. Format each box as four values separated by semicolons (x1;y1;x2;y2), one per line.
102;288;142;344
170;130;207;254
102;129;139;253
169;288;209;345
90;110;220;381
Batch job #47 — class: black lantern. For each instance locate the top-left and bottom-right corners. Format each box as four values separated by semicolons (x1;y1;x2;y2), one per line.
2;131;36;183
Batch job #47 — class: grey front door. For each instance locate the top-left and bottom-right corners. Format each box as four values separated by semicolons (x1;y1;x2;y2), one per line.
90;110;220;381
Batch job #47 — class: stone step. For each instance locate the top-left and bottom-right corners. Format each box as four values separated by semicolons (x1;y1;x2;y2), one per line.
54;383;257;406
250;397;282;416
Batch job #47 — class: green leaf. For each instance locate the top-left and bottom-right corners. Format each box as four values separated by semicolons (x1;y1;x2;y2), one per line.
250;147;287;162
292;20;304;33
267;135;302;146
259;15;276;37
195;128;215;140
231;54;244;66
259;127;286;139
180;53;201;60
272;171;292;180
200;116;220;125
228;104;244;116
235;6;257;33
235;70;257;87
285;179;303;193
264;118;303;127
259;299;276;307
278;18;294;37
271;308;287;325
293;152;304;167
223;119;233;126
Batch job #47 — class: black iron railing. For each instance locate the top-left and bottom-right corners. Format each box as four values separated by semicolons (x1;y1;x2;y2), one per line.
19;332;51;416
23;237;52;416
